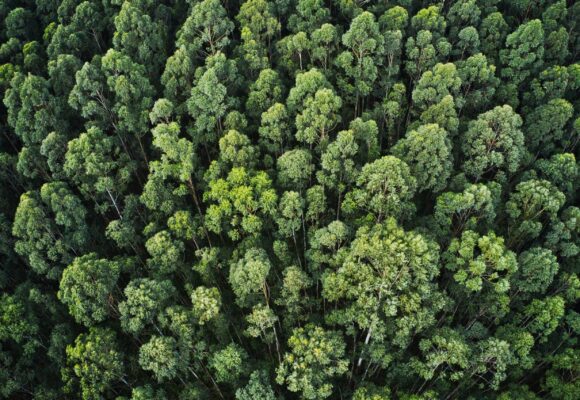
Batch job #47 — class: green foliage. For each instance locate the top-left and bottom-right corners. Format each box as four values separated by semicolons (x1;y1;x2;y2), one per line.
209;343;248;384
433;183;497;237
0;1;578;399
276;324;348;399
177;0;234;57
191;286;221;325
506;179;566;245
323;218;443;350
204;167;277;240
342;155;416;221
391;123;452;193
516;247;559;296
58;253;122;327
229;247;271;307
119;278;175;335
236;370;276;400
138;335;181;383
444;231;517;294
12;183;88;280
277;149;313;190
64;327;124;400
462;105;525;181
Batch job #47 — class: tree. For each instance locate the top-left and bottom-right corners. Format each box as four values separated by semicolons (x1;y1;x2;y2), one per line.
286;68;330;115
276;265;313;325
113;0;167;77
258;102;290;156
352;384;392;400
161;47;196;113
64;126;136;217
469;337;517;390
215;130;258;172
277;149;313;191
480;12;509;63
310;23;339;71
276;324;348;400
444;230;517;296
392;124;452;193
229;247;271;306
411;6;446;38
276;191;305;250
58;253;124;327
245;303;279;348
515;247;559;296
342;156;417;221
139;336;182;383
525;98;573;154
545;206;580;258
405;31;450;83
48;54;82;98
295;88;342;149
378;6;408;80
443;230;517;326
236;0;281;72
3;72;61;178
209;343;248;384
46;1;108;60
322;218;443;360
100;49;154;161
370;82;407;147
288;0;330;33
4;8;37;41
317;129;359;214
335;11;384;114
119;278;175;335
236;370;275;400
412;63;461;115
145;230;185;275
520;296;565;342
191;286;221;325
506;179;565;246
433;183;498;238
204;167;278;240
11;184;88;280
187;67;229;145
542;348;580;399
177;0;234;57
446;0;481;42
410;328;470;382
131;385;168;400
246;68;284;120
278;31;311;73
456;53;499;116
499;19;544;101
64;327;125;400
453;27;480;59
68;56;111;126
462;105;525;181
535;153;577;197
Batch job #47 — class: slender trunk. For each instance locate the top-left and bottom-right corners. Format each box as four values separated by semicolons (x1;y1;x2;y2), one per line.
292;229;302;268
188;177;213;247
272;324;282;363
106;188;123;220
357;327;372;367
137;135;149;164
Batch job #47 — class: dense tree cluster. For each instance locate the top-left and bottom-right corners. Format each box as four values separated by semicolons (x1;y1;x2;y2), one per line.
0;0;579;399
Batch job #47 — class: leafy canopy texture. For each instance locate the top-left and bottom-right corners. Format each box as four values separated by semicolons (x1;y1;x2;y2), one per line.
0;1;579;399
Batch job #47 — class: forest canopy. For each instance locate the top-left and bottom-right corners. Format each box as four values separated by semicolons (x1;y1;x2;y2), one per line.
0;0;579;399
